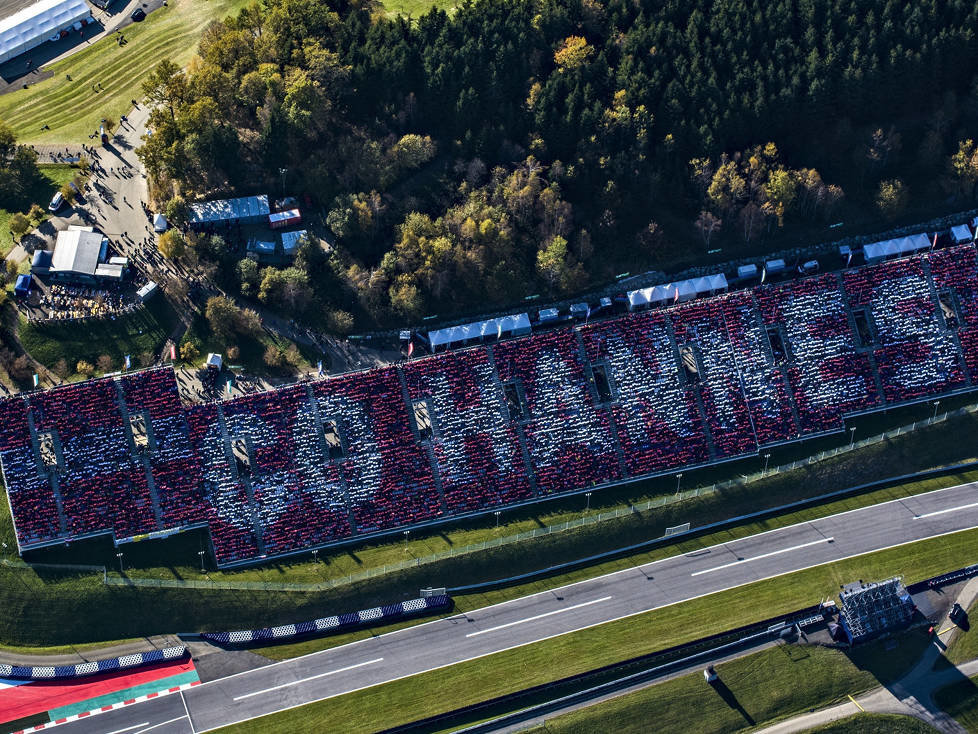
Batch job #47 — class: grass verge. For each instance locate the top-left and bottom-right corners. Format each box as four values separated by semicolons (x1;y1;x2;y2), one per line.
18;291;178;376
934;675;978;732
216;527;978;733
519;639;933;734
0;0;251;145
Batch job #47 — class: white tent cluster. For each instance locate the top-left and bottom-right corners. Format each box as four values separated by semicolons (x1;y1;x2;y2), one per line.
0;0;91;64
627;274;728;310
428;313;531;351
862;233;931;263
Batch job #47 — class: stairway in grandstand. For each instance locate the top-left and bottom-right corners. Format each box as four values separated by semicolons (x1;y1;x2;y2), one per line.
215;404;266;556
24;407;68;535
486;346;540;496
574;330;629;478
395;368;449;513
111;380;164;528
922;259;973;387
749;291;804;433
838;271;888;403
664;318;719;459
303;383;359;534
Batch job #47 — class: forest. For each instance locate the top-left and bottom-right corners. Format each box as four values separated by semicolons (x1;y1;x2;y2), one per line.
137;0;978;328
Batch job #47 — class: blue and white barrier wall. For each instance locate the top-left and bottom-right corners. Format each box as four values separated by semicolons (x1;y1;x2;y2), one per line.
0;646;188;681
202;595;453;645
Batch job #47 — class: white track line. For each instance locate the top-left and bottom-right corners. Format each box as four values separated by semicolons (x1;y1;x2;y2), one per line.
232;658;384;701
466;596;613;638
134;717;188;734
691;538;834;576
915;501;978;519
105;724;149;734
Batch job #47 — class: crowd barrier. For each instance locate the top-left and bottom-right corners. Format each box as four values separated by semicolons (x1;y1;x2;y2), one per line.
0;646;187;681
907;562;978;594
201;595;452;645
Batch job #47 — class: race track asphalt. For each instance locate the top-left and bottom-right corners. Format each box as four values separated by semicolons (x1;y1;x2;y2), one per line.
47;479;978;734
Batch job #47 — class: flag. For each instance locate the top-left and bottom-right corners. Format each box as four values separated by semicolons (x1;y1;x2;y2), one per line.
32;374;38;387
846;250;853;267
760;267;766;284
124;354;131;370
407;341;414;358
169;344;176;361
673;287;680;304
317;360;324;376
226;380;232;396
585;305;591;324
497;320;503;339
932;232;938;250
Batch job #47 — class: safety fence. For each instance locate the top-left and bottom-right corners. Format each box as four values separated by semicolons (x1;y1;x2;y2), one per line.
908;562;978;594
200;595;452;645
0;646;187;681
96;402;978;593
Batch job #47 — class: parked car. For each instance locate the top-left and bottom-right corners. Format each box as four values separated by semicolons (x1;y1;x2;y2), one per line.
131;7;145;21
48;191;64;212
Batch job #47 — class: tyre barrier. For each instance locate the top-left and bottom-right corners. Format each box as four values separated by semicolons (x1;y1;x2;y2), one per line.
907;562;978;594
0;646;188;681
201;595;453;645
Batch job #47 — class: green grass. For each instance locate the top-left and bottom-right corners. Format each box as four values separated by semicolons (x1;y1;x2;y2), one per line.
18;291;178;376
801;713;936;733
216;527;978;734
180;313;318;376
381;0;459;17
0;164;79;257
934;675;978;733
0;0;251;145
942;598;978;667
522;639;936;734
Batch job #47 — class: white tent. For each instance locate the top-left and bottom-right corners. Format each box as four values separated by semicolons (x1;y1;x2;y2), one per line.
951;224;974;244
0;0;91;64
188;195;270;226
863;233;931;262
153;213;168;233
628;277;705;311
428;313;530;350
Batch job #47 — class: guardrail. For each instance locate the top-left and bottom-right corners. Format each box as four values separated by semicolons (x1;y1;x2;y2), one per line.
907;562;978;594
0;646;187;681
200;595;452;646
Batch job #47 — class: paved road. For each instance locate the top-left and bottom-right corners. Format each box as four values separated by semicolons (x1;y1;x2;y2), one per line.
45;479;978;734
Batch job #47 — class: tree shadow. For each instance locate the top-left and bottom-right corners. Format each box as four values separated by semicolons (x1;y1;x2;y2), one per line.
709;679;756;725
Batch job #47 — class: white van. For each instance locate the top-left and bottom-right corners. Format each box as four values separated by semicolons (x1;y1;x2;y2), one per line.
48;191;64;212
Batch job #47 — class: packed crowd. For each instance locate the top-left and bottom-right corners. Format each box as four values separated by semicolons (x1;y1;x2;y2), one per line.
32;284;137;322
4;246;978;566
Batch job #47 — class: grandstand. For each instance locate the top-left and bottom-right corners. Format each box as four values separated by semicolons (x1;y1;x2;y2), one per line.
4;244;978;567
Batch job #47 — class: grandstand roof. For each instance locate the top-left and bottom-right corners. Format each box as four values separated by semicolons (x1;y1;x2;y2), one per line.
188;195;270;225
428;313;531;348
0;0;91;64
50;229;103;277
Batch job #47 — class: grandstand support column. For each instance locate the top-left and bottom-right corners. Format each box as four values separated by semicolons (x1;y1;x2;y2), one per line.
922;259;972;387
304;384;359;534
486;346;539;496
838;271;886;404
25;407;67;535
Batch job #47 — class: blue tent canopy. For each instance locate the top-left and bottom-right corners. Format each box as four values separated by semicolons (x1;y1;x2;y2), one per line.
14;274;31;297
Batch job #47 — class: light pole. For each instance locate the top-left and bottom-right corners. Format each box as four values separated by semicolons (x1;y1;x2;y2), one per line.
312;549;319;563
279;167;287;197
403;530;409;547
494;510;501;528
933;401;940;420
763;453;771;475
198;550;206;573
585;492;592;512
675;473;683;495
849;427;857;449
116;551;124;574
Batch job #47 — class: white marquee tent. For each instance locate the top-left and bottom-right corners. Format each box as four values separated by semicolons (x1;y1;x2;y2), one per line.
862;233;931;263
428;313;531;351
627;274;726;311
188;195;270;226
0;0;91;64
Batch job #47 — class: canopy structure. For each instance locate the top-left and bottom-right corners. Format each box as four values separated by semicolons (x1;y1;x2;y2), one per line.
280;229;307;255
628;275;724;311
0;0;91;64
863;233;931;262
153;213;168;232
13;274;31;297
189;195;270;226
428;313;531;351
136;281;157;302
951;224;974;244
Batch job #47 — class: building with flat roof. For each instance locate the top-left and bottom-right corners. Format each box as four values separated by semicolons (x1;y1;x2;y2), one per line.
43;228;123;284
188;195;270;227
0;0;92;64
